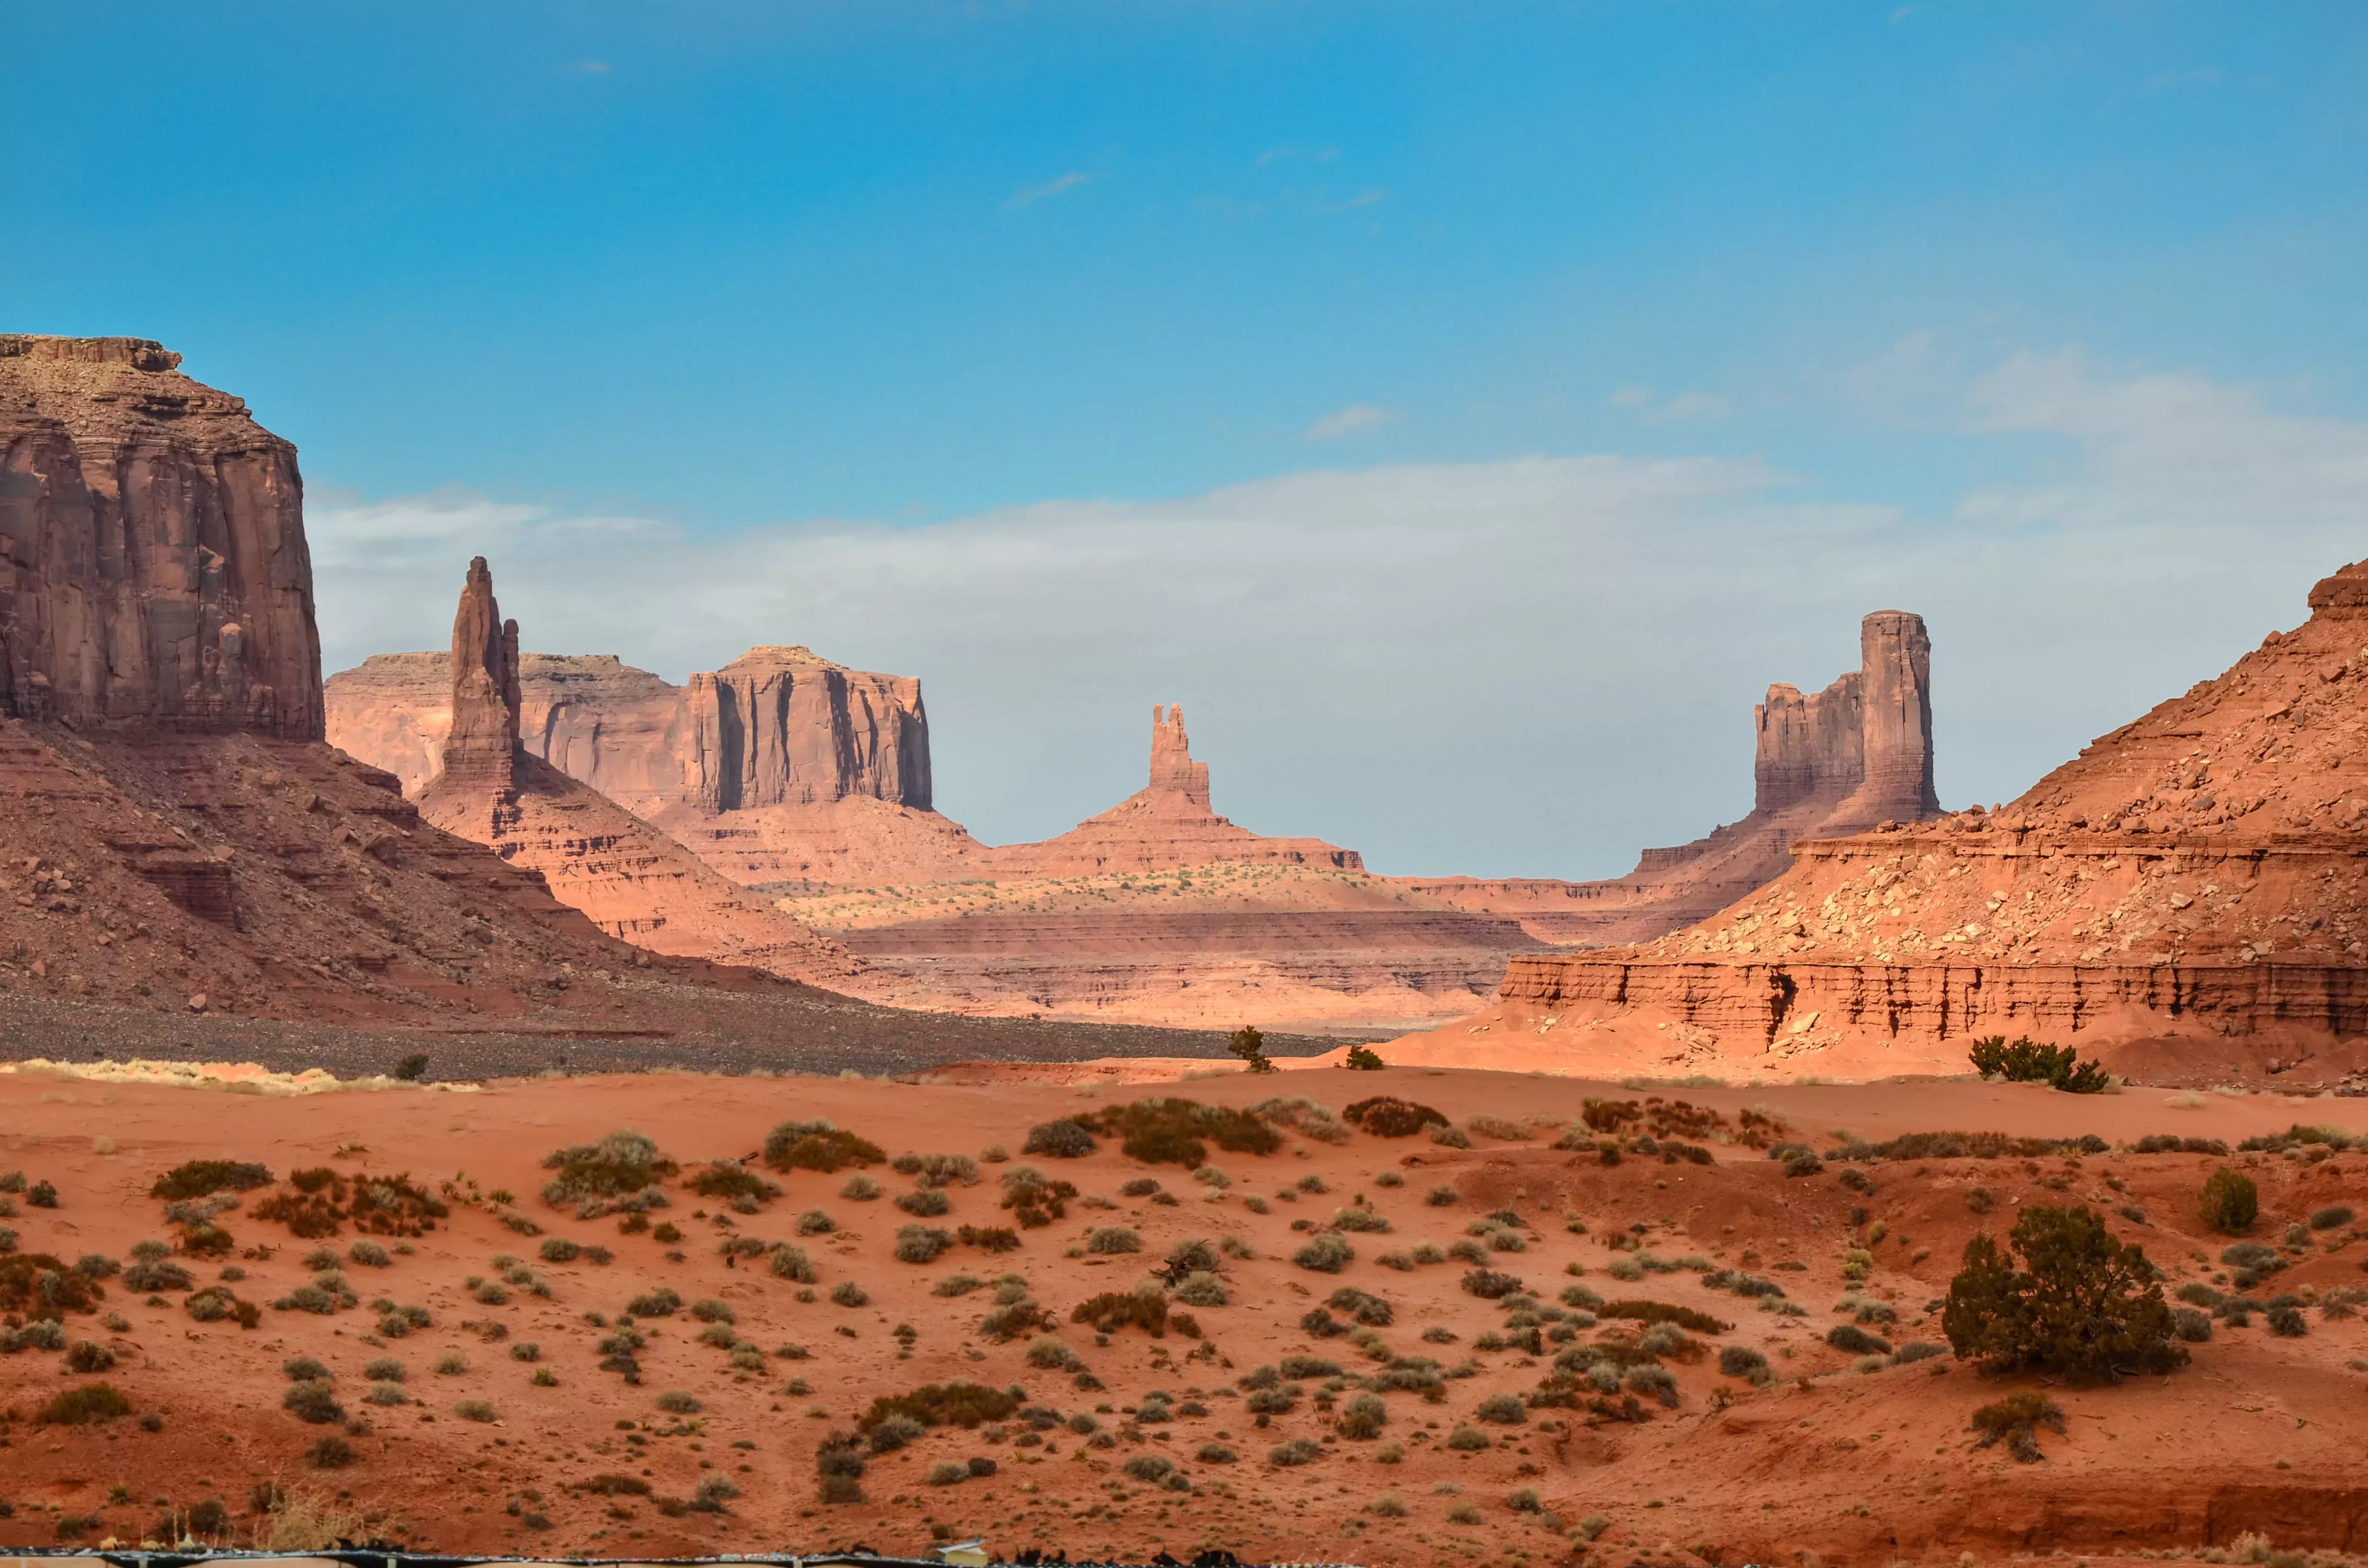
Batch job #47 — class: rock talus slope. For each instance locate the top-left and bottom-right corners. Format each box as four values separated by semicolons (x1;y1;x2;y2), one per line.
414;559;864;985
0;334;321;738
1430;559;2368;1084
1402;610;1942;943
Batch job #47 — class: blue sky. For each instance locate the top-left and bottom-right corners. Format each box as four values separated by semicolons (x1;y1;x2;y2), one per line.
9;3;2368;876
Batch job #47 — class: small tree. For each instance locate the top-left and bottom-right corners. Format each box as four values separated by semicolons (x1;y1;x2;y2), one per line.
2199;1167;2258;1235
1343;1044;1385;1071
1229;1026;1274;1075
1941;1205;2185;1383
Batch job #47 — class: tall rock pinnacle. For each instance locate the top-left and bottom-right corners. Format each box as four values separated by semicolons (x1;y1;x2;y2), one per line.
1147;704;1212;808
440;557;521;791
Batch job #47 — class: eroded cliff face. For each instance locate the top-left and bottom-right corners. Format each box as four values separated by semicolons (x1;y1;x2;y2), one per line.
1405;610;1941;943
0;335;321;738
327;643;931;814
414;562;863;987
1437;561;2368;1080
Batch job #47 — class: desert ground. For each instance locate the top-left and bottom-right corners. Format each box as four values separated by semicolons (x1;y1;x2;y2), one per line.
3;1057;2366;1566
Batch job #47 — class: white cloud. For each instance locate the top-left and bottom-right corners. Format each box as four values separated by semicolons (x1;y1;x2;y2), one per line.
1003;171;1093;210
1607;385;1653;407
1301;404;1403;442
310;355;2368;880
1647;391;1730;423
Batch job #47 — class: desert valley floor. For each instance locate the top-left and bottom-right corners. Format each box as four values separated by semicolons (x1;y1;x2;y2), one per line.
4;1058;2368;1566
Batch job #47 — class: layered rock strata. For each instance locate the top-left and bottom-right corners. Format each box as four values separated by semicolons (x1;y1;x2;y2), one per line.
0;335;321;738
1402;611;1941;943
1453;560;2368;1079
414;561;862;985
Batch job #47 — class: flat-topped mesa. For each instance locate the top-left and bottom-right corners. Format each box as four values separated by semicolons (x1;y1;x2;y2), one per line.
439;557;522;791
1147;704;1212;808
0;334;322;738
683;644;931;815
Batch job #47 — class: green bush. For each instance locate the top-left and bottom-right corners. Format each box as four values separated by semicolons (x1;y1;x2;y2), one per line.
1344;1097;1449;1138
858;1379;1020;1432
1078;1098;1282;1168
896;1225;953;1263
1294;1233;1353;1273
1229;1026;1274;1074
1021;1120;1097;1159
2200;1168;2259;1235
1968;1035;2110;1093
150;1161;273;1201
40;1383;131;1424
1344;1044;1385;1071
1942;1205;2185;1382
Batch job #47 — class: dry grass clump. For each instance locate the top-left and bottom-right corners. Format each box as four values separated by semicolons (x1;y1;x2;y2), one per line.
894;1152;983;1188
1085;1225;1140;1255
1251;1096;1351;1144
764;1120;886;1175
1022;1119;1097;1159
541;1131;677;1218
895;1188;951;1217
1467;1115;1529;1141
40;1382;131;1424
1295;1232;1354;1273
1970;1389;2065;1461
958;1224;1022;1253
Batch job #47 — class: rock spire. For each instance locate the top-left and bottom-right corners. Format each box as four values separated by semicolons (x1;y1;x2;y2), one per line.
1147;704;1212;808
439;557;521;791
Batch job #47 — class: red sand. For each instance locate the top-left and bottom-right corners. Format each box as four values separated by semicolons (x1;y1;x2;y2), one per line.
2;1065;2366;1565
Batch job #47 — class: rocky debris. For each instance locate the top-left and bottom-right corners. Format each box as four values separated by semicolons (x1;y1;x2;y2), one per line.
1476;558;2368;1070
1401;610;1943;944
0;335;322;738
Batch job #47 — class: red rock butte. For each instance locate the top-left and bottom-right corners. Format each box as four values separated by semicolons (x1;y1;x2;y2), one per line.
1;334;321;738
1422;557;2368;1083
1400;609;1943;945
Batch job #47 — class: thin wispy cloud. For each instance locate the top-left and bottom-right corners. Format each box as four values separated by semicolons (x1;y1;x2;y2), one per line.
1315;187;1389;212
1607;385;1653;408
1301;404;1402;442
1003;171;1094;210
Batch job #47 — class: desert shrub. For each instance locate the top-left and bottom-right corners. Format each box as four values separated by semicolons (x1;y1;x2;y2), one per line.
690;1296;735;1323
0;1252;106;1319
1861;1130;2106;1162
344;1238;390;1268
2132;1134;2231;1155
1603;1298;1731;1334
1078;1098;1281;1168
1085;1225;1141;1255
1475;1392;1527;1424
1943;1205;2185;1381
1717;1344;1770;1381
896;1225;953;1264
626;1285;681;1317
1269;1436;1322;1466
1174;1270;1228;1307
2200;1168;2259;1235
308;1434;358;1470
895;1188;951;1217
283;1380;344;1424
1826;1323;1892;1355
1461;1268;1524;1299
861;1379;1020;1434
1328;1286;1392;1326
1251;1096;1352;1144
2269;1305;2308;1337
763;1120;886;1176
2312;1205;2356;1232
150;1161;273;1200
689;1162;781;1206
766;1242;819;1284
541;1130;677;1213
831;1281;869;1308
816;1431;869;1503
1970;1389;2065;1462
454;1398;497;1423
1344;1043;1386;1071
123;1256;194;1293
1333;1205;1392;1234
364;1356;406;1382
898;1152;984;1189
63;1339;115;1372
1968;1034;2110;1092
1120;1177;1162;1198
936;1274;987;1299
1288;1231;1350;1274
539;1237;580;1263
1344;1097;1450;1138
957;1224;1022;1253
1123;1453;1177;1483
1430;1124;1473;1150
841;1174;883;1200
1073;1287;1180;1337
1025;1336;1085;1371
1023;1120;1098;1159
2172;1307;2213;1341
1468;1114;1528;1141
41;1383;132;1424
657;1389;703;1414
1336;1391;1388;1439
